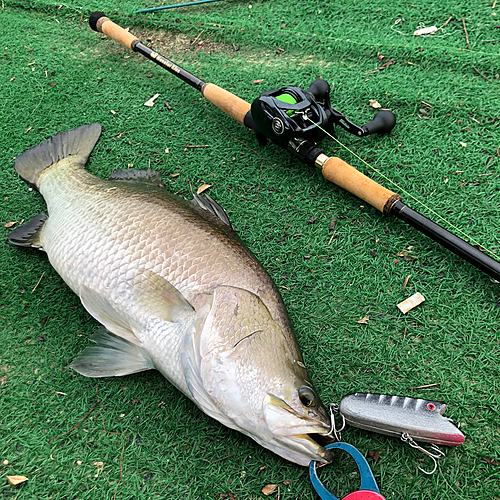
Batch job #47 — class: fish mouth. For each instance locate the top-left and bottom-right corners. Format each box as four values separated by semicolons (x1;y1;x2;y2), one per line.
263;395;335;466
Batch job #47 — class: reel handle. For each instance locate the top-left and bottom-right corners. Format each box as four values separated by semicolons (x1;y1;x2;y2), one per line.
361;110;396;136
306;79;331;100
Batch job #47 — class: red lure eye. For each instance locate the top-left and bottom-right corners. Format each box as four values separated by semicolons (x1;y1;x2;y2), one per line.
427;403;436;411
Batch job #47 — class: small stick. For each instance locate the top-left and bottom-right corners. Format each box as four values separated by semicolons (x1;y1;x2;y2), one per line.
48;400;100;443
31;271;45;294
410;383;440;390
213;453;236;464
402;274;411;292
436;16;453;32
462;16;470;50
473;67;491;82
478;173;495;177
184;144;209;149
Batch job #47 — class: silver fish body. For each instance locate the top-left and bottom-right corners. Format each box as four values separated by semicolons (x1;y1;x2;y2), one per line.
9;123;332;466
339;393;465;446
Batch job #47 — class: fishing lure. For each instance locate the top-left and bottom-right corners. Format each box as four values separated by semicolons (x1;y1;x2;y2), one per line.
326;393;464;474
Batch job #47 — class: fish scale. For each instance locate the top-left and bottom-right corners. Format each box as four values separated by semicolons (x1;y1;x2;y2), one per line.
9;122;333;466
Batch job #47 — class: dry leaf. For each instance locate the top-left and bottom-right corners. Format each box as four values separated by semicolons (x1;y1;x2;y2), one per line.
283;479;292;485
413;26;438;36
357;315;369;324
482;457;500;466
397;292;425;314
262;484;278;496
369;99;382;109
7;476;28;486
4;221;17;228
252;79;264;84
144;93;160;107
197;184;211;195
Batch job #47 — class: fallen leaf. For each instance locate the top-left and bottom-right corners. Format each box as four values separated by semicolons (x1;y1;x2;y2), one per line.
197;184;211;195
482;457;500;466
283;479;292;485
369;99;381;109
414;26;438;35
144;93;160;107
357;315;369;324
7;476;28;486
367;450;380;463
4;221;17;228
218;493;237;500
397;292;425;314
307;216;318;224
379;58;396;70
262;484;278;496
252;79;264;84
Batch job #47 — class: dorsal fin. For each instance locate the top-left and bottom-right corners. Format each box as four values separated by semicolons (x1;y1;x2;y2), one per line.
108;168;165;188
191;193;234;229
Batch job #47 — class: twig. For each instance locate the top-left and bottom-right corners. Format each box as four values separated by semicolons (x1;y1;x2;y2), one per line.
112;436;128;500
48;400;100;443
213;453;236;464
436;16;452;32
31;271;45;294
473;67;491;82
462;16;470;50
402;274;411;292
184;144;209;149
409;383;440;390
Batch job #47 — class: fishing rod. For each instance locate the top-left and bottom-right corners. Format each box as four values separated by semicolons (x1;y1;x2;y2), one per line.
88;12;500;282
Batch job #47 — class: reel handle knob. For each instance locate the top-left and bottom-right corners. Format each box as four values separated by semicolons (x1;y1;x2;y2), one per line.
306;79;330;100
361;110;396;135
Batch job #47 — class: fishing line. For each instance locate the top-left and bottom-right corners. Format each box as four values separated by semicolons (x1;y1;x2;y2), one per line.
306;116;499;258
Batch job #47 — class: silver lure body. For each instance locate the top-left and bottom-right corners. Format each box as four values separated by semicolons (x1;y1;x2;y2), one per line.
339;393;465;446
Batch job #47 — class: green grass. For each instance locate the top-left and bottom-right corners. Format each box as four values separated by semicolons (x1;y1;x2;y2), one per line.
1;1;499;499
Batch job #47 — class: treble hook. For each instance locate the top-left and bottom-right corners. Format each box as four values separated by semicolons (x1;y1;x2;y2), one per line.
320;403;345;441
401;432;445;475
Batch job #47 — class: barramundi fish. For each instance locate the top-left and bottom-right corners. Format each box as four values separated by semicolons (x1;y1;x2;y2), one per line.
8;123;333;466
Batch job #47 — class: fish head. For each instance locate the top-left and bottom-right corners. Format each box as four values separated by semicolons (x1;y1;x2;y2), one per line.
191;285;333;466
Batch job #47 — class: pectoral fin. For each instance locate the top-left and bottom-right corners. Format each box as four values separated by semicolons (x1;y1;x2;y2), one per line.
70;327;155;378
132;269;195;323
80;285;141;345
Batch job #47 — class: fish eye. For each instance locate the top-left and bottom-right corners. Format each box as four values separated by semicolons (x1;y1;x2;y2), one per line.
298;386;317;407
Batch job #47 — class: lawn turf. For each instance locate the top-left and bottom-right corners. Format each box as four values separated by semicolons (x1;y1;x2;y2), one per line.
1;1;499;499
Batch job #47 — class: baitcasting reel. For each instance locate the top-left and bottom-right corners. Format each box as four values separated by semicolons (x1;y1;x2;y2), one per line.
245;79;396;163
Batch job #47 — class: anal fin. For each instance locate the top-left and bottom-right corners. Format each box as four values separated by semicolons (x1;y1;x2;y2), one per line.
7;213;48;249
70;327;155;378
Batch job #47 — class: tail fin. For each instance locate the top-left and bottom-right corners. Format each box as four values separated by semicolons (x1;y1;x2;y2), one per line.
14;123;102;188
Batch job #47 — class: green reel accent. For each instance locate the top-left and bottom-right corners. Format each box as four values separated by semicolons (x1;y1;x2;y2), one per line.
276;93;297;116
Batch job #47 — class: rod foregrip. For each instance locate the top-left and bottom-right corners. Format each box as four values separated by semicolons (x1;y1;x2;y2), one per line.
89;12;139;50
201;83;251;126
320;156;401;214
